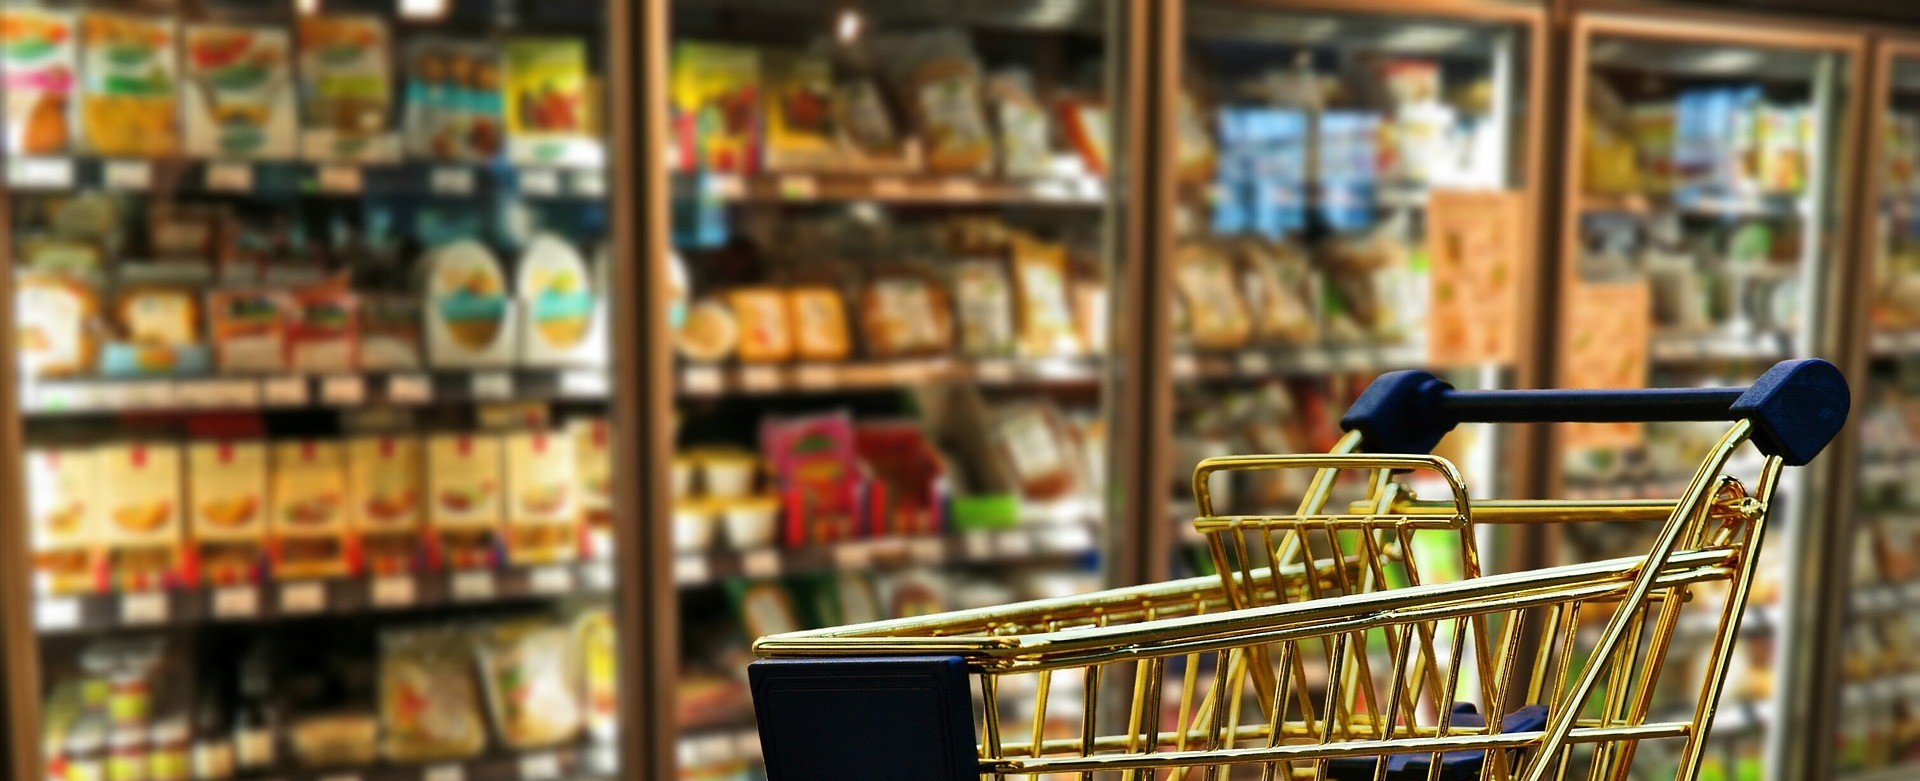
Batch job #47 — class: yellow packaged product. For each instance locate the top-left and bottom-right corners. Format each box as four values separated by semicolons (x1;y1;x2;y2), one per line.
99;442;182;545
379;627;486;762
788;286;850;362
574;609;618;740
569;418;612;521
477;620;582;749
728;288;793;363
860;271;953;358
1010;237;1078;357
188;440;267;541
348;435;422;531
1174;241;1252;349
427;433;503;530
78;12;178;156
28;447;97;593
271;440;347;535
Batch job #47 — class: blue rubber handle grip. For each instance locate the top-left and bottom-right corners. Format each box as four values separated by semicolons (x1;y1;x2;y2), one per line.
1339;359;1849;466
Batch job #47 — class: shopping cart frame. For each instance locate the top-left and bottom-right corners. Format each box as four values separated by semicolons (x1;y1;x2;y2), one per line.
749;359;1848;781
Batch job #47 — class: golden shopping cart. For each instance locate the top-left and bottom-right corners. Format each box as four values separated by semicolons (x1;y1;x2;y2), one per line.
748;359;1849;781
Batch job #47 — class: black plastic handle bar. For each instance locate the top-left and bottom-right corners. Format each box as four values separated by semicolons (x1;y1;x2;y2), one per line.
1339;359;1849;466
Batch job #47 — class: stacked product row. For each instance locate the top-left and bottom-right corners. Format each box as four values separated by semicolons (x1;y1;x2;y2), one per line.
28;414;614;593
39;609;616;781
1;9;599;165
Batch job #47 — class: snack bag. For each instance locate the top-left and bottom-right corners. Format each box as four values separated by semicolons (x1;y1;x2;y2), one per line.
78;12;177;156
873;28;993;175
297;15;395;162
379;628;487;762
670;41;759;172
182;24;296;158
504;37;597;166
476;620;582;749
17;274;98;377
762;49;836;171
404;37;503;161
2;8;77;155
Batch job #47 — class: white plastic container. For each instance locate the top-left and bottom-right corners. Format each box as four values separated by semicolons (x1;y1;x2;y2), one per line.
720;497;780;549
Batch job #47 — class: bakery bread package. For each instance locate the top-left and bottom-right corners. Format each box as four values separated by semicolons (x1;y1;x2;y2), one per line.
860;268;953;358
1174;240;1253;349
2;8;77;155
296;15;397;162
871;28;993;175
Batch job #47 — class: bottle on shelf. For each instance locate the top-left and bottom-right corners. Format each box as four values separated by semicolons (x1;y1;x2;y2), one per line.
231;650;277;772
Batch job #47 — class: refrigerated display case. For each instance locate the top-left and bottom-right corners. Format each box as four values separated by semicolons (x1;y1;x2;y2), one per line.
1162;0;1546;582
655;0;1143;775
0;2;633;781
1551;8;1867;780
1834;36;1920;781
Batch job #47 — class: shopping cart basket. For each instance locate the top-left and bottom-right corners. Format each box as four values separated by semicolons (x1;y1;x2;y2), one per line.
749;359;1848;781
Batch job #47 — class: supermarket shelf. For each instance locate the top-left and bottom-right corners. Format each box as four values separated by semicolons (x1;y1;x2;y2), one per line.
691;171;1107;206
33;560;615;635
1850;580;1920;616
1842;766;1920;781
1649;330;1792;364
674;523;1102;587
1860;458;1920;485
678;727;762;772
1870;330;1920;357
1563;479;1694;502
3;155;605;199
1580;191;1806;218
19;368;610;417
676;357;1103;398
214;740;615;781
1172;342;1427;380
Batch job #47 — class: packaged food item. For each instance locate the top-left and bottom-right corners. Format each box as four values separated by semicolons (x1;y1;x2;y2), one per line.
860;271;953;358
348;435;422;531
832;78;914;172
119;287;198;347
476;620;583;749
182;24;296;158
504;429;578;565
670;41;759;173
503;37;597;166
728;288;794;363
1059;96;1110;177
27;447;96;593
403;37;503;161
788;286;850;362
187;439;267;542
270;439;349;579
427;433;503;531
100;442;181;543
296;15;395;162
991;401;1081;502
718;496;780;549
289;713;376;768
148;205;230;273
874;29;992;175
952;258;1014;357
853;421;945;535
729;580;803;639
16;273;98;377
1071;271;1107;356
206;289;287;374
987;70;1050;177
1175;241;1252;349
1;8;77;155
761;412;860;544
694;449;759;498
1239;239;1317;344
1174;91;1216;184
422;240;514;368
19;235;104;278
517;234;601;366
762;49;837;171
676;298;738;363
570;418;612;522
1010;237;1079;357
358;295;421;371
672;501;716;552
285;284;358;373
78;12;177;156
379;628;487;763
574;610;618;741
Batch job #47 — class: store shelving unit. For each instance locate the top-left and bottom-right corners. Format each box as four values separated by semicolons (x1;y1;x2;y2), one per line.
1547;6;1873;780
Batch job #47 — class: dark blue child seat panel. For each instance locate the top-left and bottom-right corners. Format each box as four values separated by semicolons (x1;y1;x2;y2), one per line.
1324;703;1552;781
750;655;979;781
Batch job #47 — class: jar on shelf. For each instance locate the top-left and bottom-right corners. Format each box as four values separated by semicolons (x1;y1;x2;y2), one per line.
106;728;148;781
63;719;106;781
148;718;189;781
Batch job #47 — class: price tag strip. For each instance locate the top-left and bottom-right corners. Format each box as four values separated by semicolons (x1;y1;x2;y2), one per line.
280;581;327;614
452;570;497;602
431;167;477;196
471;372;514;400
387;373;434;404
121;591;169;626
35;597;81;631
674;555;711;586
212;586;260;619
741;549;782;578
320;375;366;405
528;565;575;595
519;751;562;781
370;575;417;608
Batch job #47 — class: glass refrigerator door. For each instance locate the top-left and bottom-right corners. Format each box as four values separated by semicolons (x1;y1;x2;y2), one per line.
1171;1;1542;578
1557;13;1860;780
661;1;1126;774
4;2;625;780
1838;43;1920;781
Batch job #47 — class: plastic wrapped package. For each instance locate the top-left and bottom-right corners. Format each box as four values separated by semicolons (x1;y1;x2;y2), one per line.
476;620;583;749
378;628;486;763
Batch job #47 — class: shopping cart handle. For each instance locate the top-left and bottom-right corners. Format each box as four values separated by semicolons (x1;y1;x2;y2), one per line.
1339;359;1848;466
